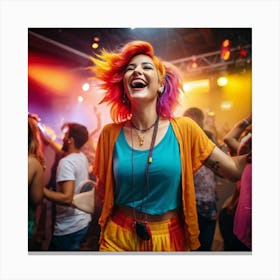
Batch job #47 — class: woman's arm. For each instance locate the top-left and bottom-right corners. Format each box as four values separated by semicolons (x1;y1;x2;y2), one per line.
204;146;248;182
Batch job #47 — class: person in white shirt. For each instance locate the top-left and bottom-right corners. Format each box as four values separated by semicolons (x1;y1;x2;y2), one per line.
44;122;91;251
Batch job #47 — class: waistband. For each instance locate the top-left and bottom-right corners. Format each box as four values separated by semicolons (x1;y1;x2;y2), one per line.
113;206;180;223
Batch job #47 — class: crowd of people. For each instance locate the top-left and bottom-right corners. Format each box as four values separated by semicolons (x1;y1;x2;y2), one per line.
28;40;252;252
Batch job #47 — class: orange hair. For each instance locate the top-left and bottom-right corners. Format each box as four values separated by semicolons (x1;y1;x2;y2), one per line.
88;40;181;123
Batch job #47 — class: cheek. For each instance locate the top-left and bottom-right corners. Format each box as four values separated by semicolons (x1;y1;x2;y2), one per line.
123;75;130;91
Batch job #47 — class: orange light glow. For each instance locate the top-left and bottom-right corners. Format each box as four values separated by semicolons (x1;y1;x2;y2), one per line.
183;79;210;93
191;61;198;69
222;39;230;48
28;63;75;93
221;50;231;61
221;39;231;61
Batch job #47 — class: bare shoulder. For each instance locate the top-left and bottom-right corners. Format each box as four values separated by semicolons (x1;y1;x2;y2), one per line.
28;155;41;167
28;155;43;175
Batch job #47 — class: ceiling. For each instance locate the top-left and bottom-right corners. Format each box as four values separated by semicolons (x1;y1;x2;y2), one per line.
28;28;252;133
28;27;252;75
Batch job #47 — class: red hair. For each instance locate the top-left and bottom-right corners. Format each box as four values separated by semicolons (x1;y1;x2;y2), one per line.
88;41;182;123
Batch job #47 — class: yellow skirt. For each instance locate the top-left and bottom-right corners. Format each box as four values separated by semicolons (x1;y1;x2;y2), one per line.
99;208;187;252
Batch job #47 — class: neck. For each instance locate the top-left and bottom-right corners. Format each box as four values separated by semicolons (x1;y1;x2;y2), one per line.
68;146;80;154
131;109;158;131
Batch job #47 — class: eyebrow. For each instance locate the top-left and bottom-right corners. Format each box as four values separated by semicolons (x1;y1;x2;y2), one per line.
126;62;154;68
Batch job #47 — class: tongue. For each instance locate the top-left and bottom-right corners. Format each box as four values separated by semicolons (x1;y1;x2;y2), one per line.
133;83;146;88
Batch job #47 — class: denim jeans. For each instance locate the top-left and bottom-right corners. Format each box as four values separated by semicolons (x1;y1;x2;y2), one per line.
49;224;90;251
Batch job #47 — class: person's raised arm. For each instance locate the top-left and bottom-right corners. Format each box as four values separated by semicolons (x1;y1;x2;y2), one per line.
223;114;251;156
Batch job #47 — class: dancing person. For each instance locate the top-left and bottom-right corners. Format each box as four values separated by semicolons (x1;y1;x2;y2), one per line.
223;114;252;156
40;109;102;250
43;122;92;251
28;114;45;250
183;107;219;251
87;40;249;251
214;115;252;251
229;117;252;251
233;151;252;251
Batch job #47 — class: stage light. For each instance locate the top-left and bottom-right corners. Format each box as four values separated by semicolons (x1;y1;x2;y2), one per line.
239;47;248;58
191;61;198;69
183;83;191;92
221;39;231;61
78;95;84;103
217;76;228;87
183;79;210;93
220;101;233;110
92;42;99;49
92;36;100;49
82;82;90;91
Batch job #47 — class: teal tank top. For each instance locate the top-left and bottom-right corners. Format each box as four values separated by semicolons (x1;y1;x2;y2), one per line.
113;124;182;215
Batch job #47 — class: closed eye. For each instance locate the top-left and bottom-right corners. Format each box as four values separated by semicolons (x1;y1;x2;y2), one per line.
125;62;154;72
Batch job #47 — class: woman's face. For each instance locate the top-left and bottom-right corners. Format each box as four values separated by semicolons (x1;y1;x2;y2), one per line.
123;54;162;103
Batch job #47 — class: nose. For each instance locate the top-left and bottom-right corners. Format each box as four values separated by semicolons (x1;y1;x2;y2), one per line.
132;65;143;75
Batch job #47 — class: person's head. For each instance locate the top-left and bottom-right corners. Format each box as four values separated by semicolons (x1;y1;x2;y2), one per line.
183;107;205;128
28;114;45;167
61;122;89;151
89;40;182;122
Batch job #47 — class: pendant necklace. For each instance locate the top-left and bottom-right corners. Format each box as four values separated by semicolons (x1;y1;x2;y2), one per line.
131;116;158;147
131;115;160;241
134;131;145;147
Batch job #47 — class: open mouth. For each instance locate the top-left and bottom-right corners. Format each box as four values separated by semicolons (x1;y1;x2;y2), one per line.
130;79;148;89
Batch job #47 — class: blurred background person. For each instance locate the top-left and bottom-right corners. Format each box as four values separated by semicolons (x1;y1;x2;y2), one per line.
43;122;92;251
212;114;252;251
183;107;219;251
28;114;45;250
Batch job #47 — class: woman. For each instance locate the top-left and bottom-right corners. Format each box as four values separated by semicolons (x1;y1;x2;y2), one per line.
28;114;45;250
89;40;248;251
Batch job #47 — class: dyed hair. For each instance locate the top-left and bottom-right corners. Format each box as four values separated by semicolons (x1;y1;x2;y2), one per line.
28;116;45;168
88;40;182;123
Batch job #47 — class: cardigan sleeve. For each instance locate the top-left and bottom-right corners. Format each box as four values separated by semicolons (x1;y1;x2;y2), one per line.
93;123;122;233
186;118;216;173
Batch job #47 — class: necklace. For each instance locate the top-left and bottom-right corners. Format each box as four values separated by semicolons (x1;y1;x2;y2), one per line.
131;115;159;146
134;130;145;147
131;115;160;241
131;116;158;132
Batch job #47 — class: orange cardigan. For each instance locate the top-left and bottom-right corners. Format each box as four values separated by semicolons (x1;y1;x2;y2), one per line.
93;117;215;250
